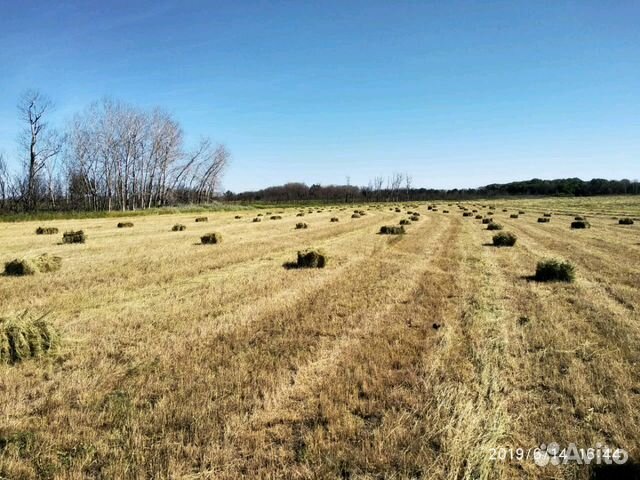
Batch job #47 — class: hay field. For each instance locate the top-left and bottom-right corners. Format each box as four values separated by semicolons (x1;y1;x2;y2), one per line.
1;197;639;479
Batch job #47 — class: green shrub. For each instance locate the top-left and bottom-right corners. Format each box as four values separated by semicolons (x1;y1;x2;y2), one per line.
117;222;133;228
619;218;634;225
201;233;222;244
195;217;208;222
571;220;590;229
535;259;575;282
35;226;59;235
63;230;86;244
492;232;517;247
399;219;410;225
297;249;327;268
172;224;186;231
0;312;60;364
295;222;308;229
330;217;339;222
487;222;503;231
380;225;405;234
5;254;62;276
538;217;550;223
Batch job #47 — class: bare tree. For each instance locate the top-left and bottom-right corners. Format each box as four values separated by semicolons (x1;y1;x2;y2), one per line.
390;172;403;201
18;90;63;210
404;172;412;200
0;153;9;207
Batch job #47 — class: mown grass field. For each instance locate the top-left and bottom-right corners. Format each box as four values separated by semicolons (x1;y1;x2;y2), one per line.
1;197;639;479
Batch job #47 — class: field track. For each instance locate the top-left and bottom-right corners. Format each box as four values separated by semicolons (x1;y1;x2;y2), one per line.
1;200;639;479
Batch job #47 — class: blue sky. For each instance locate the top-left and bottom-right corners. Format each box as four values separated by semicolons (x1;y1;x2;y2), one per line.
0;1;638;191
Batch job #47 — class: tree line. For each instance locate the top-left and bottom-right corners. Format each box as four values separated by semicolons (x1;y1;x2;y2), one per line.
227;177;640;203
0;90;229;212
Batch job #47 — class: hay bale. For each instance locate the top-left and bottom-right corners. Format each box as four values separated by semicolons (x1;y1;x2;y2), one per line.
62;230;85;244
538;217;550;223
330;217;339;222
253;217;262;222
295;222;308;229
442;210;449;214
395;208;401;213
492;232;517;247
410;215;420;221
35;226;59;235
172;224;186;231
297;249;327;268
463;212;472;217
351;213;361;218
117;222;133;228
481;218;491;224
399;219;411;225
195;217;208;222
296;213;305;217
571;220;590;229
519;210;525;214
257;213;263;217
543;213;552;217
487;222;503;231
619;218;634;225
380;225;405;234
475;215;483;219
510;214;519;219
502;209;508;212
535;259;575;282
5;254;61;276
0;312;60;364
201;233;222;244
270;215;282;220
234;215;242;219
574;216;586;221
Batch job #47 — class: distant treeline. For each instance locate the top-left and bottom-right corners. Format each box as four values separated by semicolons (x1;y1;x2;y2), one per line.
227;178;640;203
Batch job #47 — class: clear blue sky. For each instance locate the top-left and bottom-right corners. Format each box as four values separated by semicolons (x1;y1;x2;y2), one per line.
1;1;638;191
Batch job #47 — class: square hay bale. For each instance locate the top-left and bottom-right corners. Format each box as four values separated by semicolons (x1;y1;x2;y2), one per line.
0;312;60;364
297;249;327;268
571;220;590;229
487;222;503;231
257;213;263;217
296;213;305;217
35;226;59;235
295;222;308;229
253;217;262;222
63;230;86;244
535;259;575;282
619;218;634;225
380;225;405;234
543;213;552;217
399;219;410;225
519;210;525;214
410;215;420;221
270;215;282;220
462;212;472;217
117;222;134;228
172;224;186;231
351;213;361;218
482;218;491;224
510;214;519;219
195;217;208;222
330;217;339;222
492;232;517;247
201;233;222;244
234;215;242;219
442;210;449;214
538;217;550;223
475;215;483;219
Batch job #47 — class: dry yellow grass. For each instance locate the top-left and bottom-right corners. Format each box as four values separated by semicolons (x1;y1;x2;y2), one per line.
0;198;639;479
